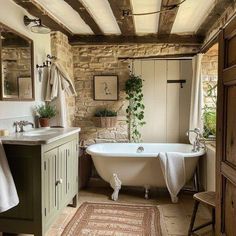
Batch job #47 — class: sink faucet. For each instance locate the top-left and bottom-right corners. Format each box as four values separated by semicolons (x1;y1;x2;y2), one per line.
186;128;206;152
13;120;34;133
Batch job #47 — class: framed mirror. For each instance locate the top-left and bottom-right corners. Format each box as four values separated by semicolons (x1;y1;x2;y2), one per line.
0;23;34;101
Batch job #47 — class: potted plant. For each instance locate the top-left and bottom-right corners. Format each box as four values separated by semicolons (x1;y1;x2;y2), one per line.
36;104;57;127
93;108;117;128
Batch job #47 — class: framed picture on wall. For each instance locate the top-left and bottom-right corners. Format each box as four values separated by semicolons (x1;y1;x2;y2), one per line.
93;75;119;101
18;76;33;99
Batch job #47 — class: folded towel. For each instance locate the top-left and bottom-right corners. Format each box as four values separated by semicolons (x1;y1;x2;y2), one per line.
0;140;19;213
159;152;186;203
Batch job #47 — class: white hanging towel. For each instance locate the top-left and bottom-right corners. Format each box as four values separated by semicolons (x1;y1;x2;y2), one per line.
45;61;77;128
159;152;186;203
0;140;19;213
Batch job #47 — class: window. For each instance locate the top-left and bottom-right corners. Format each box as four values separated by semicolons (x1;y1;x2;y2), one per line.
201;43;218;139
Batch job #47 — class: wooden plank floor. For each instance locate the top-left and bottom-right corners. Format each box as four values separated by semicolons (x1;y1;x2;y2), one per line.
0;179;214;236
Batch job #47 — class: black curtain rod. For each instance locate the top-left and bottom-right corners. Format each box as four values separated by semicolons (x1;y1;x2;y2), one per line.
167;80;186;83
167;80;186;88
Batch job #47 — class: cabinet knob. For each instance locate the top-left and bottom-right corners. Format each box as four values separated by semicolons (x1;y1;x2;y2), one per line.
56;178;63;185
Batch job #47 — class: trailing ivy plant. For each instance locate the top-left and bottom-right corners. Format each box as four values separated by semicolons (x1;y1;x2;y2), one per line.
202;84;217;138
125;74;146;142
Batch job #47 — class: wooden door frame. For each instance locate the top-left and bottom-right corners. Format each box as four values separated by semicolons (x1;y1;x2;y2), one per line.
216;30;225;235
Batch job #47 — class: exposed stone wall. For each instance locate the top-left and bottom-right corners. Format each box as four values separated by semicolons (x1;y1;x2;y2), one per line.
50;32;75;126
73;44;200;145
201;44;218;108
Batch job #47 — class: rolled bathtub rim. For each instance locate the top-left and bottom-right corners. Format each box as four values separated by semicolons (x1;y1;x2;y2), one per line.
86;143;205;158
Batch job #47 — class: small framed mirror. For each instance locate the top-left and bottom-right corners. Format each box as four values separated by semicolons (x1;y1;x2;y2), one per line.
0;23;34;101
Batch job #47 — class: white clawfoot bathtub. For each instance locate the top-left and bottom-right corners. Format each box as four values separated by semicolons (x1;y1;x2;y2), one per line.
86;143;205;202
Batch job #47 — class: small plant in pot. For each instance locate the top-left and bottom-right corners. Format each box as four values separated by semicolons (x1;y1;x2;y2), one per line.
93;108;117;128
36;104;57;127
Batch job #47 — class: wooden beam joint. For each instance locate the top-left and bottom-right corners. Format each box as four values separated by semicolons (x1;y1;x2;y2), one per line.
108;0;135;36
158;0;181;35
69;34;204;45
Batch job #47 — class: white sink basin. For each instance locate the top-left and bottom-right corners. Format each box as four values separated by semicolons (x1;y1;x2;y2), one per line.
23;129;58;137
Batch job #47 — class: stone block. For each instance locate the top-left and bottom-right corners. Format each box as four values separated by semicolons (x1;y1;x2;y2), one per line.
95;139;116;143
115;132;128;140
98;131;115;139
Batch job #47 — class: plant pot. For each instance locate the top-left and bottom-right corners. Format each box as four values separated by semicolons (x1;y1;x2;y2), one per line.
39;118;50;127
93;117;117;128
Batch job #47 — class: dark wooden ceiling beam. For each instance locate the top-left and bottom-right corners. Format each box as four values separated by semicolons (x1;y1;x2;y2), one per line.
196;0;232;36
12;0;72;36
64;0;103;35
108;0;135;36
158;0;181;35
69;34;203;45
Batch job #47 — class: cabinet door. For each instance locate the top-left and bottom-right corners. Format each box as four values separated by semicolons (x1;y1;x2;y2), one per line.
69;139;79;196
58;142;70;209
44;148;57;224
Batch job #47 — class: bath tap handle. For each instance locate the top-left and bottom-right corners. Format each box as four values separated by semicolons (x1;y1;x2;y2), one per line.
137;146;144;153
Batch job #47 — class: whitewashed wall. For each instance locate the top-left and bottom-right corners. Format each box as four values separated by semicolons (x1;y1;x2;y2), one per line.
201;145;216;191
0;0;51;132
133;59;192;143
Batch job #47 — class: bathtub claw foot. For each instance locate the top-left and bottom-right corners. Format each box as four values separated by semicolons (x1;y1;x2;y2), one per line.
145;187;150;200
110;173;122;201
171;195;179;203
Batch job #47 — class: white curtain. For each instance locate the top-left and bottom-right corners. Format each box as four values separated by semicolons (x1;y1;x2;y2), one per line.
45;61;77;128
189;54;204;143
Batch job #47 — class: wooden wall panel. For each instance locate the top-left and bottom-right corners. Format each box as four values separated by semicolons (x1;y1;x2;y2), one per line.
133;60;142;75
134;59;191;143
141;60;156;142
167;60;180;142
139;60;167;142
226;85;236;167
179;60;192;143
227;36;236;67
225;179;236;235
155;60;167;142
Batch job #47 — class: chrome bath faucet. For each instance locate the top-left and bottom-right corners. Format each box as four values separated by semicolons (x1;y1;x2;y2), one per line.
186;128;206;152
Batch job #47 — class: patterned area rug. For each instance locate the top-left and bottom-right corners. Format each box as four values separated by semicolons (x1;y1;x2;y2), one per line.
62;202;162;236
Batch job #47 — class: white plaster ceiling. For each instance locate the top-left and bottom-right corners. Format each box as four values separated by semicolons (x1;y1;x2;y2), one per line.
171;0;215;34
80;0;121;35
34;0;93;34
32;0;216;36
131;0;162;35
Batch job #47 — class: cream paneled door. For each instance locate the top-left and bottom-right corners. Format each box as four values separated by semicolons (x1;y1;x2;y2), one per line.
133;59;192;143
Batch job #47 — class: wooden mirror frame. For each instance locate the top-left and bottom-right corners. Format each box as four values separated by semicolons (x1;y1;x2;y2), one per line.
0;22;35;101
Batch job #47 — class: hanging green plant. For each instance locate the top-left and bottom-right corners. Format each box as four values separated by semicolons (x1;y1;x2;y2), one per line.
202;84;217;138
125;74;146;142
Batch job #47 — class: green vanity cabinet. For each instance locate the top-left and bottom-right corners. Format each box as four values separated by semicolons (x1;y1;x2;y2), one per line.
0;132;79;236
43;148;58;229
